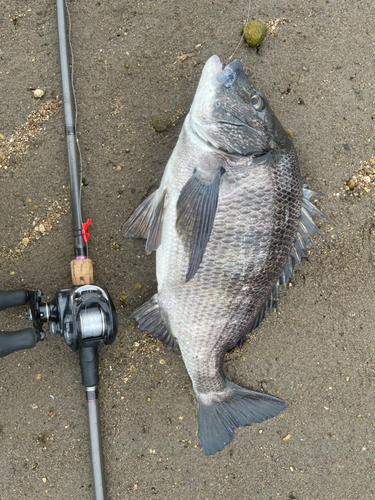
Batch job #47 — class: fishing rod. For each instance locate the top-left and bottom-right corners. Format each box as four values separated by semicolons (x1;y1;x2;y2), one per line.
0;1;118;499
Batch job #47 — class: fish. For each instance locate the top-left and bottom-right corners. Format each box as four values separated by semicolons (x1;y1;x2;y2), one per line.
124;55;324;455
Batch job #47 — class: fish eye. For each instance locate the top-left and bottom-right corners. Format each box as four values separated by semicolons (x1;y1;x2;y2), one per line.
250;95;265;111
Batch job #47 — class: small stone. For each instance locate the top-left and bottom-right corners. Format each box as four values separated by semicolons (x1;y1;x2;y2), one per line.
33;89;45;99
151;117;169;133
22;237;30;246
134;283;142;289
0;134;4;141
244;20;267;47
36;373;41;380
354;89;360;94
283;434;292;441
119;292;126;304
343;143;350;151
159;359;165;365
115;165;122;172
125;148;130;153
346;177;356;190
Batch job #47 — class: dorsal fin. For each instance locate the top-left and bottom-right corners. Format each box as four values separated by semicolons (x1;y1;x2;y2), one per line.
238;181;326;345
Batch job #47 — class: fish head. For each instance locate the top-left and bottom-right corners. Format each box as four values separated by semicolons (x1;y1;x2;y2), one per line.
188;55;291;156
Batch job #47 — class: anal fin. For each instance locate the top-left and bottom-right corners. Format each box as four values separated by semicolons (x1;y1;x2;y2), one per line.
129;294;178;350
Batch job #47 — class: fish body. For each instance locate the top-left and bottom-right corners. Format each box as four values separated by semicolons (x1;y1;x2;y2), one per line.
125;55;323;455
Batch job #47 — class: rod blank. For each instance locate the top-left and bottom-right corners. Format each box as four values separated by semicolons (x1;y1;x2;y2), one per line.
56;0;86;258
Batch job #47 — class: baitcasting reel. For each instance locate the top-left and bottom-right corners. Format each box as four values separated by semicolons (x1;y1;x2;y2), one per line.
0;285;117;359
0;284;118;500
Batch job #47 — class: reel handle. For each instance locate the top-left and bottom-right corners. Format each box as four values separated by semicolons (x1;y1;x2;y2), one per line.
0;328;38;357
0;290;30;312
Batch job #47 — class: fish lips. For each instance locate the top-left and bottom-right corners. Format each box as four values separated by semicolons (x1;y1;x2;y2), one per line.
216;59;243;87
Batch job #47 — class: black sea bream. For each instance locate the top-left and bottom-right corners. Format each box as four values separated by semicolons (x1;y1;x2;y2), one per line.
125;55;324;455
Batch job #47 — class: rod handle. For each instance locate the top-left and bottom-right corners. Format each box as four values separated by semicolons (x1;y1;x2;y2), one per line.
71;259;94;286
0;328;38;357
0;290;29;312
80;345;99;388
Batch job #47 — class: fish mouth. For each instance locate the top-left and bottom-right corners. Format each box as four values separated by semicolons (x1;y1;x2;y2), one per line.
216;59;243;87
203;55;243;87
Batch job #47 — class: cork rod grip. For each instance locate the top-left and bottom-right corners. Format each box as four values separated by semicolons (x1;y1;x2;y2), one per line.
71;259;94;286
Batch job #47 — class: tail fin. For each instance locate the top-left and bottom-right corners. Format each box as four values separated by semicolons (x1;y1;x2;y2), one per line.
196;381;286;455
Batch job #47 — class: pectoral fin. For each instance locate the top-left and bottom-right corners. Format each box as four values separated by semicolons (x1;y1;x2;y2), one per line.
176;167;224;282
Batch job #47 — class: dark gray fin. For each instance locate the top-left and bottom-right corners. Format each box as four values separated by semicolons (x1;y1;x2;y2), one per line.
241;182;326;344
176;167;224;282
129;294;178;350
196;381;286;455
279;182;326;288
145;190;166;253
124;191;159;239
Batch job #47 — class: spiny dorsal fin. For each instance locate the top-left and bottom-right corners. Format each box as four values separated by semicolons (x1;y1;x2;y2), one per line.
238;181;326;345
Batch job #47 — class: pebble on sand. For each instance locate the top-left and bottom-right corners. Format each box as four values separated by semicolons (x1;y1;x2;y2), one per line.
33;89;45;99
244;20;267;48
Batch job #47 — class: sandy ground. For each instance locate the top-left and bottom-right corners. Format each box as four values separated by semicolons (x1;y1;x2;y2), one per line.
1;0;375;499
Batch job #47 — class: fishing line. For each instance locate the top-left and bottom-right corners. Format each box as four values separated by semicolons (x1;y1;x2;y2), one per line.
226;0;251;65
64;0;89;264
